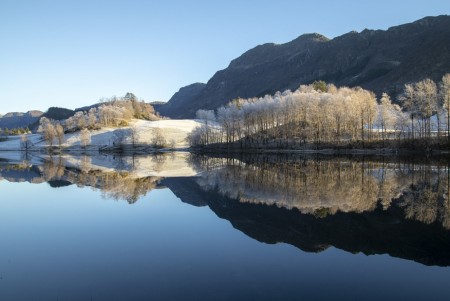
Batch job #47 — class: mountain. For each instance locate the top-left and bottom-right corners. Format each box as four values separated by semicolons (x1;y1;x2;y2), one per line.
155;83;205;117
43;107;75;120
0;106;78;131
26;107;76;132
0;110;44;129
158;15;450;118
74;103;103;113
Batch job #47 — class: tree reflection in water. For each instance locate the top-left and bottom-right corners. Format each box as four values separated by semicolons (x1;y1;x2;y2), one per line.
1;153;450;266
190;155;450;229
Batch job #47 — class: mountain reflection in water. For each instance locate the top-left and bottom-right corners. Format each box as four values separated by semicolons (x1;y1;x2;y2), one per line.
1;152;450;266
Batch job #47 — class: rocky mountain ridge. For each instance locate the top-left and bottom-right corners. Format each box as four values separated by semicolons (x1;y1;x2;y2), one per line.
158;15;450;118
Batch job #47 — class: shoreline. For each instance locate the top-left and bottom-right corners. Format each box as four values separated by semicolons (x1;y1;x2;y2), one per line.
1;145;450;158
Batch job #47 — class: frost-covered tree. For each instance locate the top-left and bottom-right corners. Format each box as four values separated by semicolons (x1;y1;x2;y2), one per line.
38;117;56;147
399;84;417;139
415;79;437;138
190;80;450;148
55;123;65;148
196;109;216;145
61;93;158;133
379;93;396;140
439;74;450;139
87;108;98;129
80;128;91;149
74;111;87;130
151;128;167;148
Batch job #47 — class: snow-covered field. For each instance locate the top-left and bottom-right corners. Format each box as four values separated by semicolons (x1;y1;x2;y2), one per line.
0;151;198;178
0;134;42;151
129;119;201;148
0;119;202;151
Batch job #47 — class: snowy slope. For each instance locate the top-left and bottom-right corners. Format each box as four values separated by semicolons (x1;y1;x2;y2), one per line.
0;119;202;151
0;134;42;151
60;152;197;177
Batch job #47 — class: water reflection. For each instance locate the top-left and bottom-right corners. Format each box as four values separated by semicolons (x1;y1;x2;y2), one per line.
190;155;450;229
0;152;195;203
1;152;450;266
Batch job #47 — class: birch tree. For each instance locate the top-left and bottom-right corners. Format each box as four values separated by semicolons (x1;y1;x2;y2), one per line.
38;117;56;147
415;79;437;138
196;109;216;145
439;74;450;140
400;84;417;139
80;128;91;149
379;93;394;140
130;125;140;148
55;123;65;148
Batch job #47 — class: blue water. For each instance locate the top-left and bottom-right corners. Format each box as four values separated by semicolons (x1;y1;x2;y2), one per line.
0;180;449;301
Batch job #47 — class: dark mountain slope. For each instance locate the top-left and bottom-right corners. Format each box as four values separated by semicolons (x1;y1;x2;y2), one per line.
1;107;76;131
0;110;43;129
159;15;450;118
156;83;206;117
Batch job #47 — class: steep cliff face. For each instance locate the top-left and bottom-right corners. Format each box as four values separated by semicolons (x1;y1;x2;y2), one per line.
158;15;450;118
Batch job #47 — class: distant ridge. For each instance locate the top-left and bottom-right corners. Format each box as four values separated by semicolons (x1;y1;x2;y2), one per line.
0;110;43;129
158;15;450;118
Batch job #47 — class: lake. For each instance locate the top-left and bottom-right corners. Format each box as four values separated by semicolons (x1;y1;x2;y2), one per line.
0;152;450;300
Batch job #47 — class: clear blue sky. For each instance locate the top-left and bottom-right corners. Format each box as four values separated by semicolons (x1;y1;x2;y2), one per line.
0;0;449;113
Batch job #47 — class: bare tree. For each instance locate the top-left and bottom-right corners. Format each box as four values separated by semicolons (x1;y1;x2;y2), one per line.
55;123;65;148
80;128;91;149
38;117;56;147
186;126;204;146
20;134;31;151
74;111;87;130
151;128;167;148
415;79;437;138
87;108;98;129
169;138;176;149
196;109;216;145
399;84;417;139
379;93;396;141
440;74;450;140
130;125;141;148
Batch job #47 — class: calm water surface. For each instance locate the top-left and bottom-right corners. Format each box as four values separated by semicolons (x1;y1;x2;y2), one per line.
0;152;450;300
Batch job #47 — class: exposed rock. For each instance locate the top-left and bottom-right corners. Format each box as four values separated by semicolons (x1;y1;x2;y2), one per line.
159;15;450;118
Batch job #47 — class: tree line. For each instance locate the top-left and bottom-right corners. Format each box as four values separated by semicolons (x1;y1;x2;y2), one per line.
0;127;30;137
37;93;158;148
189;74;450;148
